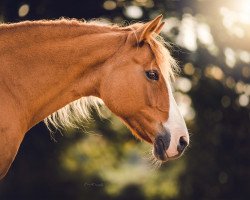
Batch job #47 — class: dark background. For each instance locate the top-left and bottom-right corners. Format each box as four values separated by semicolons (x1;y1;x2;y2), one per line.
0;0;250;199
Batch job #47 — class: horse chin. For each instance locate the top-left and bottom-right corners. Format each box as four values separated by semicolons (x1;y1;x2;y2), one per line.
133;129;152;144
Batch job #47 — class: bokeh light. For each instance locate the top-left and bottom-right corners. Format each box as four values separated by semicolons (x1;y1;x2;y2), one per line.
123;5;143;19
18;4;30;17
103;1;117;10
238;94;249;107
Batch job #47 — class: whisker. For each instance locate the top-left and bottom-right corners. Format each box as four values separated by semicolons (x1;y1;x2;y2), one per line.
142;149;163;170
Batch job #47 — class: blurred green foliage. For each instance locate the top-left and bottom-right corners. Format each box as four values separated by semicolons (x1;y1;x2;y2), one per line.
0;0;250;199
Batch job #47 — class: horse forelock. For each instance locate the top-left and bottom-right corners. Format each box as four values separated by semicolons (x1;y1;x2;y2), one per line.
148;35;178;82
126;22;178;81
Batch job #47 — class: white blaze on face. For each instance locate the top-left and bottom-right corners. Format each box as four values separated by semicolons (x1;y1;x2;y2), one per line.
163;83;189;157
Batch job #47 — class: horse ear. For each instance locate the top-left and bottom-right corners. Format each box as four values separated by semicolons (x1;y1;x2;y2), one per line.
154;21;165;35
138;14;163;43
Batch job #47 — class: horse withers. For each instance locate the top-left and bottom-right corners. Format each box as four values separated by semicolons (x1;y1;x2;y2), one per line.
0;15;189;179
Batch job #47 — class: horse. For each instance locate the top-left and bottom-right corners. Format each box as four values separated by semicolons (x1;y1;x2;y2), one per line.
0;15;189;179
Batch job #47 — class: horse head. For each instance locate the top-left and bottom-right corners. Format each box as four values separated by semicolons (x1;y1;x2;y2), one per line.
99;15;189;162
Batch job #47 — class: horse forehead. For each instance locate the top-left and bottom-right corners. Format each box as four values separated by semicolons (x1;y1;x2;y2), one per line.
131;46;156;65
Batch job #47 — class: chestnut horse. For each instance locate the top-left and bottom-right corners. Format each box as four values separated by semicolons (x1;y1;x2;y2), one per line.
0;15;189;179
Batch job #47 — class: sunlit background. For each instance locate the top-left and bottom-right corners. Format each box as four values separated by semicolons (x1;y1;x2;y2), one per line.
0;0;249;199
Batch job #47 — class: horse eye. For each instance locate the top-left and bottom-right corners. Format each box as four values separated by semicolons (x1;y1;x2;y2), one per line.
145;70;159;81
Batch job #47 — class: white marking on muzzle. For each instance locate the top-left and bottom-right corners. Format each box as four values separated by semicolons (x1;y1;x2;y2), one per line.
163;83;189;157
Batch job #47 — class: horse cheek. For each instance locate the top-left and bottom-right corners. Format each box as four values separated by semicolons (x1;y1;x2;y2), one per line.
146;84;158;107
157;87;169;111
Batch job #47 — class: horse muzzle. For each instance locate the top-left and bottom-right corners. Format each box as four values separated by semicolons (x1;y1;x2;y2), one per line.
153;128;189;162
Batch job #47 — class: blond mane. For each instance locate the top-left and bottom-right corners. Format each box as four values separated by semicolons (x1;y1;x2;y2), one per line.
44;19;178;131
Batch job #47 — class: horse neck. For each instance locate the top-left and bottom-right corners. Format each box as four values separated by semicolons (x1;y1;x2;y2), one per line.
0;21;126;131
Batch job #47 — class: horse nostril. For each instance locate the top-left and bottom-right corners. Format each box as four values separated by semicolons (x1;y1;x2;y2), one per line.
177;136;188;153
